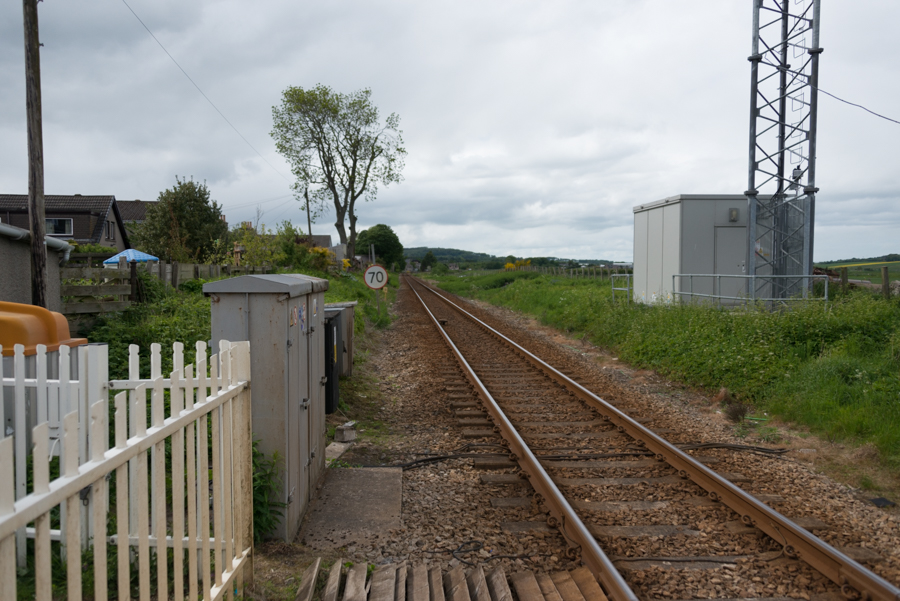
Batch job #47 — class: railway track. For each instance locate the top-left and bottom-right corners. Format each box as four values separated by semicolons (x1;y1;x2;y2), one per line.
404;275;900;601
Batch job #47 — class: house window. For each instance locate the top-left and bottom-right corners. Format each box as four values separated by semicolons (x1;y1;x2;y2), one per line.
106;220;115;240
45;218;73;236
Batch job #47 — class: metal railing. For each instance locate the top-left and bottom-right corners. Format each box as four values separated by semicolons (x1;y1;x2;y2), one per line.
611;273;633;302
673;273;829;304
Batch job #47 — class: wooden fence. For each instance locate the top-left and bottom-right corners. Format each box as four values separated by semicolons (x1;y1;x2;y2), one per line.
60;264;133;314
0;339;253;600
60;256;272;315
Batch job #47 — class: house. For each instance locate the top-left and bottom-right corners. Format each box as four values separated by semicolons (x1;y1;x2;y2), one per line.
298;234;333;248
0;195;131;252
0;222;71;312
116;199;158;239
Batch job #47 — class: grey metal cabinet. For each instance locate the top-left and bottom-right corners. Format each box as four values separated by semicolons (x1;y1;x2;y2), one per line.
632;195;753;304
204;274;328;542
323;308;342;414
324;302;357;378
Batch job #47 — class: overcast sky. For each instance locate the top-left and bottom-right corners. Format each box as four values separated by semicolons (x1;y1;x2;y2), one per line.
1;1;897;261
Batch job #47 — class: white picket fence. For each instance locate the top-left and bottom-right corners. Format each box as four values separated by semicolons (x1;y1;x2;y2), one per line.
0;339;253;601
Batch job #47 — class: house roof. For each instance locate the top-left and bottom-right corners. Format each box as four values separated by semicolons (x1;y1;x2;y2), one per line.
117;199;157;222
0;194;131;248
0;194;115;213
298;234;334;248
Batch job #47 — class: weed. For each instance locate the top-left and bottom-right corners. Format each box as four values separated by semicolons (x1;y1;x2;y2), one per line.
252;439;287;543
733;422;751;439
757;426;782;443
723;401;750;423
858;475;877;490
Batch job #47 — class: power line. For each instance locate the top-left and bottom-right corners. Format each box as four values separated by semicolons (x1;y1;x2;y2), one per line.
816;86;900;126
119;0;294;182
226;193;294;210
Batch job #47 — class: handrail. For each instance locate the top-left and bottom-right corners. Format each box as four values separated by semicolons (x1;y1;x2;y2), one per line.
672;273;829;303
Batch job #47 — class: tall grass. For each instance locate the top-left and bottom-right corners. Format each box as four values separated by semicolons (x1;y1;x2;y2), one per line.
432;272;900;468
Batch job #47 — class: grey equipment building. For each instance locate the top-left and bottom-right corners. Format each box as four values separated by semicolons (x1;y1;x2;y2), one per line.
204;274;329;542
632;195;751;305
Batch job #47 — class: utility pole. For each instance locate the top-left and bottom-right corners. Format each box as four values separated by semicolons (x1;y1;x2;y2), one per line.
23;0;48;308
303;187;313;246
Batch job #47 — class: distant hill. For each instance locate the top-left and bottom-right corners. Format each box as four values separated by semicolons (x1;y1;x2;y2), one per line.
404;247;498;263
403;246;619;267
818;253;900;266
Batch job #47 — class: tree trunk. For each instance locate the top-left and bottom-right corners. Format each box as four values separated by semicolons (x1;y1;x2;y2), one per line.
347;198;358;259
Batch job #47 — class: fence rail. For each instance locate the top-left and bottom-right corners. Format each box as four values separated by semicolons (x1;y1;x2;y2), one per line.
611;273;633;302
673;273;830;304
61;265;133;315
59;257;273;316
0;339;253;601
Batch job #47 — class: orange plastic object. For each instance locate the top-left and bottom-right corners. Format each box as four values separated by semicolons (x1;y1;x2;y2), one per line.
0;301;87;356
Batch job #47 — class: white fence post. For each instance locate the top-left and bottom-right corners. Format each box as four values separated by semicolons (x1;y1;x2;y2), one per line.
0;339;253;600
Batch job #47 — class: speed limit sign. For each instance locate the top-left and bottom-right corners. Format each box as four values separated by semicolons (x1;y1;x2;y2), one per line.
364;264;388;290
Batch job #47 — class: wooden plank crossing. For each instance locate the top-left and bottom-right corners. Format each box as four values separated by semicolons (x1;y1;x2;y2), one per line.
301;559;608;601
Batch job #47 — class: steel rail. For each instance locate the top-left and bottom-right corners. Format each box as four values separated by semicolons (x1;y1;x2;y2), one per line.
406;277;639;601
411;276;900;601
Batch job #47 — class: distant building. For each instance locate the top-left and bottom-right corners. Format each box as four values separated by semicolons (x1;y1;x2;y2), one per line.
0;222;69;311
298;234;333;248
448;263;460;271
116;199;158;239
0;194;131;251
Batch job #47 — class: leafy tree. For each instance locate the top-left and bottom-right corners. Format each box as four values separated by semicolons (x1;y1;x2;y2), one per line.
420;250;437;272
356;224;404;271
133;177;228;262
229;223;285;267
271;85;406;258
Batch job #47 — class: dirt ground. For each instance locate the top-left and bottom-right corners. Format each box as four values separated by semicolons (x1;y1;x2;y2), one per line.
247;281;899;600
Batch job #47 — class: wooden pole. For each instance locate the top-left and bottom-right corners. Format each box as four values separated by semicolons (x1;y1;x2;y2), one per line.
303;187;314;247
23;0;47;307
882;266;890;300
130;260;138;301
840;267;848;294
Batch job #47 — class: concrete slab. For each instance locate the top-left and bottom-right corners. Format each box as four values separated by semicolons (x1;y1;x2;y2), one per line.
326;442;353;464
301;467;402;549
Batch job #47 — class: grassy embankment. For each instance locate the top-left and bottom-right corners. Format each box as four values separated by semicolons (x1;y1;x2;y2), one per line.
430;271;900;476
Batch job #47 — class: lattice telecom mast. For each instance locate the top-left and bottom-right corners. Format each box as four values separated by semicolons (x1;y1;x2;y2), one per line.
745;0;822;300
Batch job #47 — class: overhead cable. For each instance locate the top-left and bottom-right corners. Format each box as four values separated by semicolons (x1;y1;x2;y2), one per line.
816;86;900;126
119;0;293;182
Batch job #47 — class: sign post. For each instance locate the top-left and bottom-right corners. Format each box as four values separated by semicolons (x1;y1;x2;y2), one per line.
364;264;389;317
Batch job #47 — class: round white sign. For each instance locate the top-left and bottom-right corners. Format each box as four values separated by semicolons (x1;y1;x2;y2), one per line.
364;264;389;290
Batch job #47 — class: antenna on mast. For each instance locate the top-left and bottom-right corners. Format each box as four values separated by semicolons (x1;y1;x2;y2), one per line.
745;0;822;300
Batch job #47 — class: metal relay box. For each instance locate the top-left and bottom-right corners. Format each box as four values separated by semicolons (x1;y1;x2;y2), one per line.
204;274;328;541
633;195;751;304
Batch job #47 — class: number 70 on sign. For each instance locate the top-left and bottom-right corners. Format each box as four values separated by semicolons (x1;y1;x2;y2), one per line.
364;265;388;289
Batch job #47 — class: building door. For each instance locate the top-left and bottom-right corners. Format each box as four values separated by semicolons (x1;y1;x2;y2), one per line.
306;294;325;497
286;301;310;540
714;226;747;301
